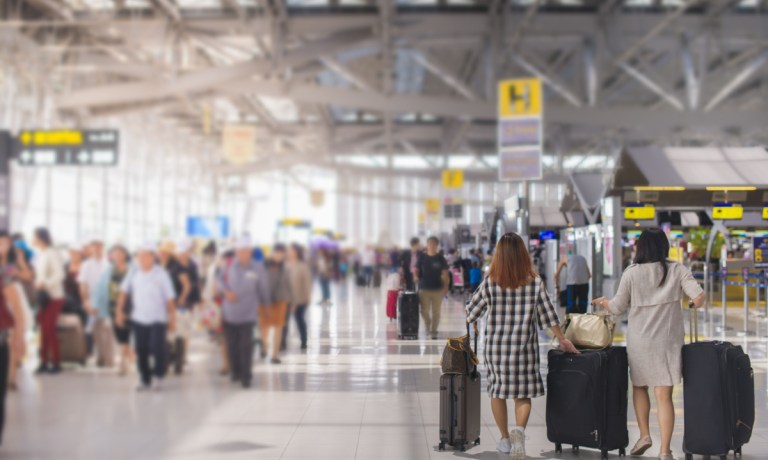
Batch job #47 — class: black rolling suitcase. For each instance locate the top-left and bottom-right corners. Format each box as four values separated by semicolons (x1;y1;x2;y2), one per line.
546;347;628;459
439;324;481;452
397;291;419;339
683;303;754;460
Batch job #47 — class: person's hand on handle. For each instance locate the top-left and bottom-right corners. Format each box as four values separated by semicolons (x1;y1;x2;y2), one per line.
591;297;609;311
558;338;580;354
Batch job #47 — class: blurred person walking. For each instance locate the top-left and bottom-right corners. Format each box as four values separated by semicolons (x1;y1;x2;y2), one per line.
555;250;591;314
360;245;376;287
399;237;421;291
93;245;134;375
79;237;113;367
286;244;312;351
0;231;31;390
32;228;66;374
0;260;26;444
415;236;449;340
317;249;332;305
168;238;201;373
217;237;270;388
116;243;176;391
263;244;292;364
63;244;86;328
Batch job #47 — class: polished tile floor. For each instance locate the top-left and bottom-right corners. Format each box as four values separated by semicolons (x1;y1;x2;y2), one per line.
4;281;768;459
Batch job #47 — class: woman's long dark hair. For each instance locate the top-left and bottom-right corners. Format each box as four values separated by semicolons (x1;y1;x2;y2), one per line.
634;228;671;287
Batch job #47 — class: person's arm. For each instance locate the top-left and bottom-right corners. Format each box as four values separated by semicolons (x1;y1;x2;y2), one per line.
5;283;26;358
13;249;32;282
177;272;191;307
534;278;579;353
79;266;95;316
216;264;237;303
465;279;488;324
587;263;592;281
162;272;177;332
554;259;566;289
593;269;632;314
257;264;272;308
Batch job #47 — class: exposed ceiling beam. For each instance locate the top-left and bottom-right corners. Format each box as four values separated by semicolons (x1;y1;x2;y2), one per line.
704;50;768;111
411;51;480;100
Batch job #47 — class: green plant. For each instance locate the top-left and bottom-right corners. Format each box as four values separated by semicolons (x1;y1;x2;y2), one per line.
688;227;725;261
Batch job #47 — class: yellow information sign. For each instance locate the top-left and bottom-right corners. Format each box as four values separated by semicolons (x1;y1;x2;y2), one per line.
19;130;84;146
441;169;464;189
756;249;763;264
498;78;543;117
712;206;743;220
762;208;768;220
425;199;440;216
624;206;656;220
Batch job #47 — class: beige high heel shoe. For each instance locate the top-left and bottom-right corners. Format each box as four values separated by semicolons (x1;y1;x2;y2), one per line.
630;436;653;456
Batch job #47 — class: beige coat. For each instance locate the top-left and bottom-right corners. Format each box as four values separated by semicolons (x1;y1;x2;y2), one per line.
287;261;313;306
608;261;703;387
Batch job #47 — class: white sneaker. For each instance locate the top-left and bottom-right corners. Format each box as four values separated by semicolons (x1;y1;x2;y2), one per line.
510;428;525;459
496;437;512;454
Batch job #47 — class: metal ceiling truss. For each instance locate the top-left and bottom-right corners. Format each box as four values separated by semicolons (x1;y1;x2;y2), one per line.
1;0;767;181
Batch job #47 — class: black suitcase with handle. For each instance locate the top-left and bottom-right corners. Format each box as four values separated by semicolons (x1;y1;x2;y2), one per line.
438;323;481;452
683;303;754;460
397;291;419;339
546;346;628;459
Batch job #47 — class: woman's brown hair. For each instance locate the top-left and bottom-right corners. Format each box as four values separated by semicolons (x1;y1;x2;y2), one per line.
487;233;537;290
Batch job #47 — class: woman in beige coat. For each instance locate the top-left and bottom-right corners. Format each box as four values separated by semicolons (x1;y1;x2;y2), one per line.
286;244;312;350
593;229;704;460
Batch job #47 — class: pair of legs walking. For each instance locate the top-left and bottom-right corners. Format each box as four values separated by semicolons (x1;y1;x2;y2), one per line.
133;322;167;388
418;289;442;339
224;321;254;387
491;398;530;457
632;385;674;457
281;305;308;350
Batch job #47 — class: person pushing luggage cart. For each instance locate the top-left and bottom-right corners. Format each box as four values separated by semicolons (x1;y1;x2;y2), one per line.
466;232;578;459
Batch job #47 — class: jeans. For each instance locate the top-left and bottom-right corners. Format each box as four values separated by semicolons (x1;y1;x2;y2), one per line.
566;284;590;314
224;321;254;384
38;299;65;364
133;322;167;386
319;277;331;301
281;304;308;349
362;266;374;286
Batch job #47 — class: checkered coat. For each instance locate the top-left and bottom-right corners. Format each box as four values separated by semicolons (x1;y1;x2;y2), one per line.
466;276;560;399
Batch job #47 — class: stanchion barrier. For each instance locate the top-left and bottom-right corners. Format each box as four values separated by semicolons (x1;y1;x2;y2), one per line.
721;266;728;335
742;268;749;335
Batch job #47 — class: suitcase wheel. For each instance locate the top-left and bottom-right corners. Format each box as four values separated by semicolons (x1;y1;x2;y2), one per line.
735;447;743;456
438;442;445;451
601;449;608;460
572;445;579;454
684;455;692;460
720;456;727;460
474;437;480;446
619;447;626;457
554;443;562;454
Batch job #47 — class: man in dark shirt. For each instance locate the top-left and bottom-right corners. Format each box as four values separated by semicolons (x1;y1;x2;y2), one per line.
415;236;449;339
399;237;421;291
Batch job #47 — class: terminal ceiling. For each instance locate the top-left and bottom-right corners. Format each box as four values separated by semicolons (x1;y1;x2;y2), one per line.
0;0;766;183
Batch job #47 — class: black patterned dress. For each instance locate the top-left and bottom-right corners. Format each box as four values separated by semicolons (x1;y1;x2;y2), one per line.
466;276;560;399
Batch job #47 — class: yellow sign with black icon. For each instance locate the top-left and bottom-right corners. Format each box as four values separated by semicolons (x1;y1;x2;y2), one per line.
498;78;542;117
712;206;743;220
762;208;768;220
624;206;656;220
425;198;441;216
441;169;464;189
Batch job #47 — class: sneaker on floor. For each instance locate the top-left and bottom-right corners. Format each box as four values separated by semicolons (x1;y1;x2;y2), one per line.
496;437;511;454
35;363;49;374
270;357;282;364
49;364;62;374
510;428;525;459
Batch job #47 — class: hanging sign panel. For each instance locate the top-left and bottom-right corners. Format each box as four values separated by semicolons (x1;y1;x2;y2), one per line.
441;169;464;189
497;78;543;181
15;129;119;166
222;125;255;165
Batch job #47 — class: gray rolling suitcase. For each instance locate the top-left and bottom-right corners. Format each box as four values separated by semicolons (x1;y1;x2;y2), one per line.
438;324;481;452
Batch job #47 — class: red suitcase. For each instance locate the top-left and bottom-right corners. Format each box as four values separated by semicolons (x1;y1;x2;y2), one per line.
386;290;398;320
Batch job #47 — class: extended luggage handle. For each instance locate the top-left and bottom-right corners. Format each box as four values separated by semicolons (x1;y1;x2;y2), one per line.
466;321;480;381
688;300;698;344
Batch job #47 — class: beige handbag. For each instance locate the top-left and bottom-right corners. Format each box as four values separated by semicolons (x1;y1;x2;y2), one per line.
562;313;615;349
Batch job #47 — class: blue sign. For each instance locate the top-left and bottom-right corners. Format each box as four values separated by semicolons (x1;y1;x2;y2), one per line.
753;236;768;269
186;216;229;239
539;230;556;241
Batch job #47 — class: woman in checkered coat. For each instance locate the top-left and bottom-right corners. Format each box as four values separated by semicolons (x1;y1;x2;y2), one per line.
466;233;578;458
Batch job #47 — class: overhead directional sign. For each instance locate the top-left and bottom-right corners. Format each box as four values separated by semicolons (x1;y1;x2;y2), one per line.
16;129;119;166
624;205;656;220
497;78;543;181
441;169;464;189
186;216;229;239
712;205;743;220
